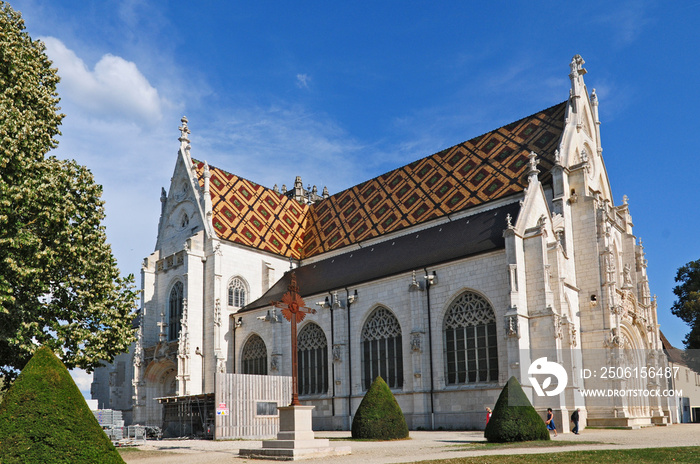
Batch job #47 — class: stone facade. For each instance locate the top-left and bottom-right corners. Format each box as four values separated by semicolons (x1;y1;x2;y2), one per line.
93;55;673;433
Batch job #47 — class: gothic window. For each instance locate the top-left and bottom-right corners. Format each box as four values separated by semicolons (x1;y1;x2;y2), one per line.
228;277;247;309
443;291;498;384
168;281;184;341
297;323;328;395
242;334;267;375
361;307;403;390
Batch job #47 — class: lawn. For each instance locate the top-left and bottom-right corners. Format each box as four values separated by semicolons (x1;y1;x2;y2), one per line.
410;446;700;463
449;440;601;450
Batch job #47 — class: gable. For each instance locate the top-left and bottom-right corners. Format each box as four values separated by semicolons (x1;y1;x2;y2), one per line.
193;100;567;260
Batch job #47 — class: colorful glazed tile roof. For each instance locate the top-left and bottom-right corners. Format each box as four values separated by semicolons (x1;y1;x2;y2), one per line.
194;100;567;260
191;162;309;258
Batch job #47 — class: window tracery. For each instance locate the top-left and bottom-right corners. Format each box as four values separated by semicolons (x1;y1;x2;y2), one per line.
242;334;267;375
361;307;403;390
228;277;248;308
297;323;328;395
168;281;184;341
443;291;498;384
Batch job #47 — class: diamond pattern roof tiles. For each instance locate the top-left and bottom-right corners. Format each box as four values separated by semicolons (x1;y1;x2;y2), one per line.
193;100;567;259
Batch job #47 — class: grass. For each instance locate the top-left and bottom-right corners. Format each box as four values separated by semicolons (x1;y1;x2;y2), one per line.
449;440;602;450
408;446;700;463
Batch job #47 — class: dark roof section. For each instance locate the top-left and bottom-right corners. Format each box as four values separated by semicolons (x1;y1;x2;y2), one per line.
243;201;520;311
660;331;686;365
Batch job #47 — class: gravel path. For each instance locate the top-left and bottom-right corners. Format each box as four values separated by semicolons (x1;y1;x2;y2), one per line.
120;424;700;463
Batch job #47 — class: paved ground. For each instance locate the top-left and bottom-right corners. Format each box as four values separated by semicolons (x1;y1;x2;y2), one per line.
119;424;700;463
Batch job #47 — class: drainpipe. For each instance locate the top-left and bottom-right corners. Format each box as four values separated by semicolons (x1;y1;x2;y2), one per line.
329;292;336;417
423;268;436;430
232;316;242;373
345;287;354;429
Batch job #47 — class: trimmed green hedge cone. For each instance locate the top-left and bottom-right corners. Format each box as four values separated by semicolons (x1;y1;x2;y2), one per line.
351;376;409;440
0;347;125;463
484;376;550;443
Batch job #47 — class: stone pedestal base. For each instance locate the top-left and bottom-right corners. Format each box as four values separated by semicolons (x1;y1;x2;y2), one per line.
239;405;351;461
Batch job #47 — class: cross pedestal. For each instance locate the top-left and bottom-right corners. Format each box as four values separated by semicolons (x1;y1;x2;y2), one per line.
239;405;351;461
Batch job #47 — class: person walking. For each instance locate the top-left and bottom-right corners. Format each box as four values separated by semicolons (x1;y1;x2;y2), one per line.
571;408;580;434
545;408;558;437
485;407;492;425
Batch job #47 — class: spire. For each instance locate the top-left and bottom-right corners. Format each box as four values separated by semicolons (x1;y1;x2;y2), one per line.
568;54;588;111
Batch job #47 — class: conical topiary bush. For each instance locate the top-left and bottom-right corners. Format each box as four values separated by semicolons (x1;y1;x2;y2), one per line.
351;376;409;440
484;376;550;443
0;347;125;463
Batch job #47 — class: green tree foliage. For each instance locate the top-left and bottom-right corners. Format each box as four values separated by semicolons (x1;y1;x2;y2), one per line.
351;376;409;440
671;260;700;370
0;347;126;463
672;259;700;349
484;376;550;443
0;1;138;385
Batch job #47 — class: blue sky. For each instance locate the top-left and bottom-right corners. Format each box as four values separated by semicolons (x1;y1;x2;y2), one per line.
10;0;700;396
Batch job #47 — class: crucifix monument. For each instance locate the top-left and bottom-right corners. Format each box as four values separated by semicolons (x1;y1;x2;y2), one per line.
239;272;351;460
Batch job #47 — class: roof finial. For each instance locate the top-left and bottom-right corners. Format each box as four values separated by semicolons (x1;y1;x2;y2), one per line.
527;151;540;183
178;116;191;144
569;54;587;78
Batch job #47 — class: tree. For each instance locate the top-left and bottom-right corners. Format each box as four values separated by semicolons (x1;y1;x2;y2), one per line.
484;376;549;443
351;376;409;440
0;346;125;463
671;259;700;371
0;1;138;386
671;259;700;349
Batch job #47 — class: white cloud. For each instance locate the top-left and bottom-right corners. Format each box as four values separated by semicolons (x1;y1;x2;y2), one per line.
594;2;653;47
41;37;165;123
296;73;311;89
70;368;93;399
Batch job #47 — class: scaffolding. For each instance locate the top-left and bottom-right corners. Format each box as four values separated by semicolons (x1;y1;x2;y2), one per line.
156;393;215;439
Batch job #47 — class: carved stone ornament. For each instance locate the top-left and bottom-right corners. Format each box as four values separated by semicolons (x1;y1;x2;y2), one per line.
506;315;519;338
570;325;577;347
622;264;633;288
270;354;281;372
604;328;625;349
217;357;226;373
610;305;623;317
133;326;144;368
214;298;222;327
332;344;343;362
553;314;564;339
410;333;423;353
178;299;190;358
157;311;167;342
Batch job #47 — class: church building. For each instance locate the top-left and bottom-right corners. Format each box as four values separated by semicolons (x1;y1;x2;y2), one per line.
92;55;672;434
